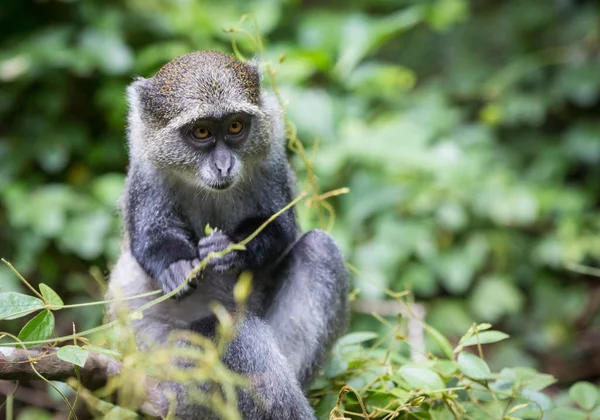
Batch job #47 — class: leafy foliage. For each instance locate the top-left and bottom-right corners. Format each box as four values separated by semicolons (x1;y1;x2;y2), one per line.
2;283;600;419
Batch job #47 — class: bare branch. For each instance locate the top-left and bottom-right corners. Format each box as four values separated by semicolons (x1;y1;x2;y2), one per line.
0;347;121;389
0;347;173;416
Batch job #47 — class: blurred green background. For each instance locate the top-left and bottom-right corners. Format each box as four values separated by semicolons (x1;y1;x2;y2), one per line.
1;0;599;413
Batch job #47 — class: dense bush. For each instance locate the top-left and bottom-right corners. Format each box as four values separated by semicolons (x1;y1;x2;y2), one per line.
1;0;599;418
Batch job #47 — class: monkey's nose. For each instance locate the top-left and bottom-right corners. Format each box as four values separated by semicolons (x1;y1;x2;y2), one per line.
213;153;233;176
214;160;232;177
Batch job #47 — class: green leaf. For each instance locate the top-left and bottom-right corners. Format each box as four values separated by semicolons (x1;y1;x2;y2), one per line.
551;407;587;420
507;403;529;415
457;331;509;350
468;276;524;323
337;332;378;346
457;352;492;380
39;283;64;307
423;323;454;359
323;351;348;378
314;392;339;420
475;323;493;331
398;366;445;391
83;345;122;359
57;345;89;368
17;310;55;344
569;382;599;411
436;360;459;376
521;390;553;413
104;406;139;420
0;292;45;320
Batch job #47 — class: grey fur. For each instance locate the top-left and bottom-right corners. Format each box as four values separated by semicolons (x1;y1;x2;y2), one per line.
107;51;348;419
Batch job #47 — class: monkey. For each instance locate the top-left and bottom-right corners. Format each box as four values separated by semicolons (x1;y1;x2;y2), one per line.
107;51;349;419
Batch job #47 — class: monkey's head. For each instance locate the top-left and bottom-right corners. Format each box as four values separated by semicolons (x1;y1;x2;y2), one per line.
127;51;284;191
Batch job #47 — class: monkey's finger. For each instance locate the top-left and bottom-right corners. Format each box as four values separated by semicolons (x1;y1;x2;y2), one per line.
173;283;196;300
198;231;232;248
198;245;235;261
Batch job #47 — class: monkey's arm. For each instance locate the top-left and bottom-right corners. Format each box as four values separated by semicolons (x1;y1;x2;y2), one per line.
197;208;297;273
232;209;297;268
126;171;199;297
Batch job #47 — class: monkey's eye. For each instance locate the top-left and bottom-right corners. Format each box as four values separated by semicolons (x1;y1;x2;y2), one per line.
193;127;211;140
227;121;244;135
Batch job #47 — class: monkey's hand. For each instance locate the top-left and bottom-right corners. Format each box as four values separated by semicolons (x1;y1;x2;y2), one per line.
198;231;243;273
158;259;200;300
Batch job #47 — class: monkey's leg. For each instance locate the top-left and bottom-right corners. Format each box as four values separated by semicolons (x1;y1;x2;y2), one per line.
264;229;349;387
109;251;318;419
186;315;317;420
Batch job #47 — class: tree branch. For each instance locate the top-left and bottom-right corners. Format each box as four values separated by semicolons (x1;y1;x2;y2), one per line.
0;347;121;389
0;347;170;416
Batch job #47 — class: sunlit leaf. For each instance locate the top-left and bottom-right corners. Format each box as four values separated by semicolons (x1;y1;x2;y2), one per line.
17;310;55;344
0;292;44;320
323;351;348;378
337;331;378;346
551;407;586;420
569;382;599;411
423;323;454;359
39;283;64;307
457;331;509;350
457;352;492;380
398;366;445;391
57;345;89;368
83;345;122;359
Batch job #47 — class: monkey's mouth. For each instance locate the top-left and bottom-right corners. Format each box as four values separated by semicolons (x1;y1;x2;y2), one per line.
209;180;233;190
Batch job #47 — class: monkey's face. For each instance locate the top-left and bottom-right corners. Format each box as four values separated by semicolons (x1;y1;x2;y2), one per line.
181;113;253;190
127;51;284;191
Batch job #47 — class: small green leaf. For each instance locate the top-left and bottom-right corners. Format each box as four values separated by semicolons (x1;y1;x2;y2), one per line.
323;351;348;378
233;272;253;303
314;392;339;420
522;390;553;412
437;360;459;376
457;352;492;379
83;345;122;359
337;332;378;346
104;406;139;420
57;345;89;368
399;365;446;391
0;292;45;320
398;366;445;391
204;223;214;236
458;331;509;349
17;310;55;344
551;407;587;420
423;323;454;359
507;403;529;415
569;381;599;411
39;283;64;307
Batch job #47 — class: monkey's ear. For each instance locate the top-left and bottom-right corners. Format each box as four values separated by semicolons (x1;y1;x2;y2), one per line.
244;58;263;104
127;77;154;118
247;57;261;73
127;77;178;124
247;58;263;83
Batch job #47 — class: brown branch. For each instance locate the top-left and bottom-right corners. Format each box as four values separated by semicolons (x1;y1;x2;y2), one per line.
0;347;121;389
0;347;171;416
